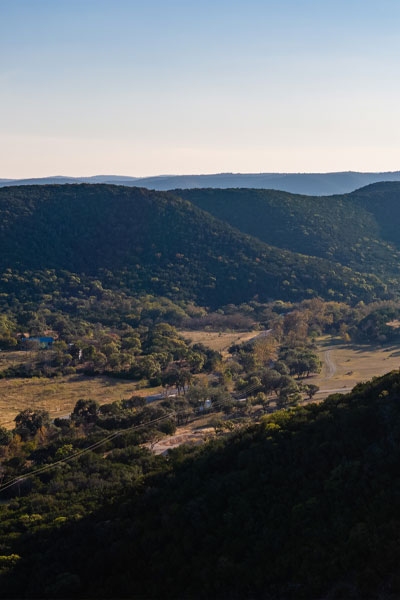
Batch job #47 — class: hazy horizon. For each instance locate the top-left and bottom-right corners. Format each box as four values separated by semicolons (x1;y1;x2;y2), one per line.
2;168;400;181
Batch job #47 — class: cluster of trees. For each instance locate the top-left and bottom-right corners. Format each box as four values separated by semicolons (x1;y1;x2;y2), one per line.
0;321;221;386
239;297;400;345
2;370;400;597
279;344;322;377
226;315;322;409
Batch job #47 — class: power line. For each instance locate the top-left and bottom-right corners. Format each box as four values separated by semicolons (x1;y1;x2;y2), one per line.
0;412;174;494
0;399;227;494
0;374;265;494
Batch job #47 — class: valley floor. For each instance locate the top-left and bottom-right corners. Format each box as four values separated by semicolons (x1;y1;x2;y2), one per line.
0;366;161;429
311;336;400;398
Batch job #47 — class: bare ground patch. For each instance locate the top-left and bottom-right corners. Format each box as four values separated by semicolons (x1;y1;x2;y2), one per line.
179;329;259;355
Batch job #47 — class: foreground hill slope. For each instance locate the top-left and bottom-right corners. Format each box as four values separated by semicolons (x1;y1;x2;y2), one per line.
0;184;384;306
4;370;400;598
178;182;400;280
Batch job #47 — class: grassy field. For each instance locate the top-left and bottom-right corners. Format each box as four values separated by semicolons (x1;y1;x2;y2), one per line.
0;372;161;429
309;336;400;398
179;329;259;355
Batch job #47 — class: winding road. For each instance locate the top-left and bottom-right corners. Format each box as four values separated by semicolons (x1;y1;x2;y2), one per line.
315;348;352;395
324;349;337;378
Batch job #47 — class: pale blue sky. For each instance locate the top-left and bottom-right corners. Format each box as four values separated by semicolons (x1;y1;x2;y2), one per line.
1;0;400;177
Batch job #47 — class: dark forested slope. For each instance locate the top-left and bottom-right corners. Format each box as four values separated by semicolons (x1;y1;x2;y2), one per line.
0;184;384;306
178;183;400;280
4;371;400;598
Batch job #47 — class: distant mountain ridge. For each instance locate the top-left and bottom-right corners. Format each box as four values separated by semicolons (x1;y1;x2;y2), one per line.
2;171;400;195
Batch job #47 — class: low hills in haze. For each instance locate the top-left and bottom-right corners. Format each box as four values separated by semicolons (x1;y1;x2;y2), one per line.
3;170;400;195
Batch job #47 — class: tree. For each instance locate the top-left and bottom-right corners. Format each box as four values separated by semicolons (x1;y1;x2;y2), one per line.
0;426;12;446
305;384;319;400
261;369;282;395
72;399;99;423
188;352;205;373
0;334;17;350
186;383;209;407
14;409;50;439
252;337;278;367
123;395;146;409
161;367;180;392
339;322;351;343
55;444;74;459
273;361;290;375
176;369;193;394
159;419;176;436
147;429;166;451
82;345;96;361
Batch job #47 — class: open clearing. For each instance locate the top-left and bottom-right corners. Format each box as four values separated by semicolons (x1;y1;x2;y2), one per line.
0;373;161;428
179;329;259;355
149;425;216;455
309;336;400;398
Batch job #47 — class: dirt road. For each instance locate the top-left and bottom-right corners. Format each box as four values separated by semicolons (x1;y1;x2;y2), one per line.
323;349;337;378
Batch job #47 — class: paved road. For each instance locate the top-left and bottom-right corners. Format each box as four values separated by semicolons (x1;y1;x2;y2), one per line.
316;387;352;395
248;329;272;344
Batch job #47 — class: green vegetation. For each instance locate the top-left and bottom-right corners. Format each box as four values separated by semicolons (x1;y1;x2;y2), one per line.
2;370;400;597
0;184;387;307
2;182;400;598
178;182;400;282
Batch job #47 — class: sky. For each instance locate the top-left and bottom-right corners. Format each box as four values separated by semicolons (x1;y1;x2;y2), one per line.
1;0;400;178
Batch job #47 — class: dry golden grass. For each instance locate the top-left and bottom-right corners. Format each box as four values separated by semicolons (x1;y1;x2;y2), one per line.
0;350;30;370
179;329;259;355
0;373;161;428
308;336;400;398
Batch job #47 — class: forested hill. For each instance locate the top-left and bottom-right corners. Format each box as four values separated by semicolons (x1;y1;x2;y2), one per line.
0;184;384;306
4;370;400;598
178;182;400;280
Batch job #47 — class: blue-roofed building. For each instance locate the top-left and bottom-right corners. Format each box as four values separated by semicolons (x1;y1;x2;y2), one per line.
23;337;54;350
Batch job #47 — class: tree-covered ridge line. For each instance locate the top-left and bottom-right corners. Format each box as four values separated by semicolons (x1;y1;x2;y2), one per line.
0;184;388;306
3;369;400;597
178;181;400;282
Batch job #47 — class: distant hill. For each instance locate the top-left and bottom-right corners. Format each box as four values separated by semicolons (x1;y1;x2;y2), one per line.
178;182;400;281
0;175;139;186
3;171;400;195
0;184;385;307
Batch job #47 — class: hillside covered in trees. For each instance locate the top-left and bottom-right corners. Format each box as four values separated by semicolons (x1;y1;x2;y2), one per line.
178;182;400;282
3;370;400;598
0;184;386;308
2;183;400;599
